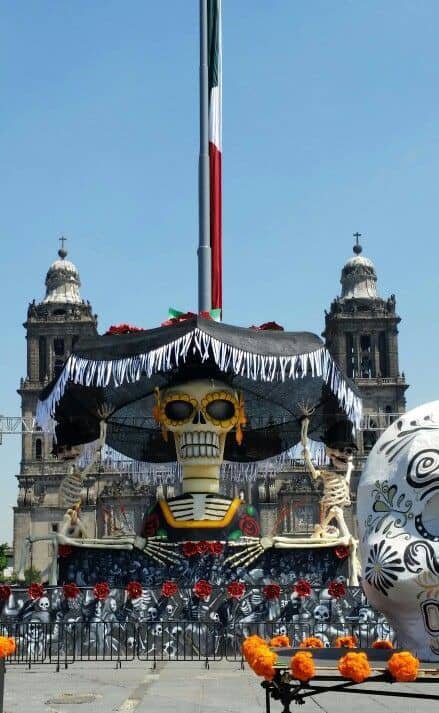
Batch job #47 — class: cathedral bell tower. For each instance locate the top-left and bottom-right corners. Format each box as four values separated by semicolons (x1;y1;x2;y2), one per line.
323;235;408;455
13;242;98;575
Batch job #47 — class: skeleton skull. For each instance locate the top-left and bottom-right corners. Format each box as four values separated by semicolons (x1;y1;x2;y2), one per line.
160;379;240;466
313;604;330;623
358;401;439;661
146;606;158;621
38;596;51;611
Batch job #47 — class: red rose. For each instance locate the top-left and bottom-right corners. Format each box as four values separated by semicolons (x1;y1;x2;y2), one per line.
126;581;143;599
209;541;224;556
142;512;160;537
335;545;350;560
0;585;11;601
58;545;73;558
93;582;110;600
294;579;312;597
161;581;178;598
227;582;246;599
263;584;281;600
327;580;346;599
193;580;213;600
196;541;209;555
63;583;80;599
28;583;45;600
182;541;197;557
239;515;260;537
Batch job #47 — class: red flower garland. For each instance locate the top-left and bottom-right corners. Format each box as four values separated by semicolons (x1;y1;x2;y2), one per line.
63;583;80;599
227;582;246;599
28;583;45;600
182;541;198;557
209;542;224;555
334;546;350;560
182;541;224;556
250;321;284;331
263;584;281;600
93;582;110;601
58;545;73;558
126;581;143;599
327;580;346;599
193;580;213;600
106;324;145;335
161;581;179;598
0;585;11;602
293;579;312;597
161;311;213;327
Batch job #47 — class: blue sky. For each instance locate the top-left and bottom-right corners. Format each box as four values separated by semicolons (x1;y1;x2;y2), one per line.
1;1;438;544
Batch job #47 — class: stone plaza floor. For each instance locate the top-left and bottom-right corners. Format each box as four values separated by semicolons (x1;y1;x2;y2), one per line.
3;660;439;713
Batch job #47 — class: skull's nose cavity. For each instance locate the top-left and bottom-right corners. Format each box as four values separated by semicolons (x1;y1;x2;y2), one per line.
192;411;206;424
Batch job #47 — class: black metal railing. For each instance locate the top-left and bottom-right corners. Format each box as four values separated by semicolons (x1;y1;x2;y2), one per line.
0;621;391;669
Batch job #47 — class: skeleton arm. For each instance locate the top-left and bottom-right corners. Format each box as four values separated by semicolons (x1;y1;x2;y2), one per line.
59;421;107;509
344;455;354;488
300;416;320;481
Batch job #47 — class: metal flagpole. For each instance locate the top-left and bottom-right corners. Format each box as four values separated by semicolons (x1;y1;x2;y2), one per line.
198;0;211;313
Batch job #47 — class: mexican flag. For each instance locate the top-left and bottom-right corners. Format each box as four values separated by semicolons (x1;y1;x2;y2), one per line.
208;0;222;314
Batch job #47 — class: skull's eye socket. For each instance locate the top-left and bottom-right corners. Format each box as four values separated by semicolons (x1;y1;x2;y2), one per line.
164;400;195;422
205;399;236;421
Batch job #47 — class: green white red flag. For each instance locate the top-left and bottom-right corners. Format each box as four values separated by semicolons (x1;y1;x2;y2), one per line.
208;0;222;314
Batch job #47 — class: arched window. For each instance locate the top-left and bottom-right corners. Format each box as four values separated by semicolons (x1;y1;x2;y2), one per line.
35;438;42;460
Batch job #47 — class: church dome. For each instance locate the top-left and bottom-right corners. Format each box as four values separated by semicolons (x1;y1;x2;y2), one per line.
43;245;82;304
340;238;378;300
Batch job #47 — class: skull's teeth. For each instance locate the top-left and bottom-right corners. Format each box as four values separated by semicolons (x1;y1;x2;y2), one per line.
181;443;219;458
180;432;220;456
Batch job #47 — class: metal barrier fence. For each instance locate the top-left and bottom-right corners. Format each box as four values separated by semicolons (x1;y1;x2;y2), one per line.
0;621;388;670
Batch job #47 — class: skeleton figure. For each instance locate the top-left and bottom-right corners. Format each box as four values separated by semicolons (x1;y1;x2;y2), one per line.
301;417;353;540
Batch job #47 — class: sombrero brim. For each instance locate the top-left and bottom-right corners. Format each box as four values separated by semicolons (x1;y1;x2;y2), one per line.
37;317;361;462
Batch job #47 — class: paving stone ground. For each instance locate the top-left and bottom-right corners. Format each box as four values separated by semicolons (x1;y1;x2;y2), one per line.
3;660;438;713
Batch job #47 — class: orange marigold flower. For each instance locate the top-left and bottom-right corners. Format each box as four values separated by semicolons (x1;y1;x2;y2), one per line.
251;648;277;680
387;651;419;682
371;639;394;650
270;635;290;648
0;636;15;657
299;636;324;649
241;635;266;665
334;635;358;648
338;652;371;683
291;651;315;682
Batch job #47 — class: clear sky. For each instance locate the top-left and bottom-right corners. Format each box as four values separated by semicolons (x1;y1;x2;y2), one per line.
1;1;438;544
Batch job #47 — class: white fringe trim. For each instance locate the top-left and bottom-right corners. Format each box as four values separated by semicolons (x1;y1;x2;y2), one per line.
36;328;362;432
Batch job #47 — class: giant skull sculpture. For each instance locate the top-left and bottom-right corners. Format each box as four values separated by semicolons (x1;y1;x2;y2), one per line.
156;379;244;493
358;401;439;661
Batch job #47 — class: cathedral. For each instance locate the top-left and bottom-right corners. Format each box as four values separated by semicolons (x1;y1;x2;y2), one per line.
13;238;408;576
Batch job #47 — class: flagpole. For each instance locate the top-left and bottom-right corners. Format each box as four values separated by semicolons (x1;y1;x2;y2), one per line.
198;0;211;313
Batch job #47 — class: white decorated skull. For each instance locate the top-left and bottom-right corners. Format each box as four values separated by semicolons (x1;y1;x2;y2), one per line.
358;401;439;661
159;379;242;466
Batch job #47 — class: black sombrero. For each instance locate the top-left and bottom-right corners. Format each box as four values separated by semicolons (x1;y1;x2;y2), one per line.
36;317;361;462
